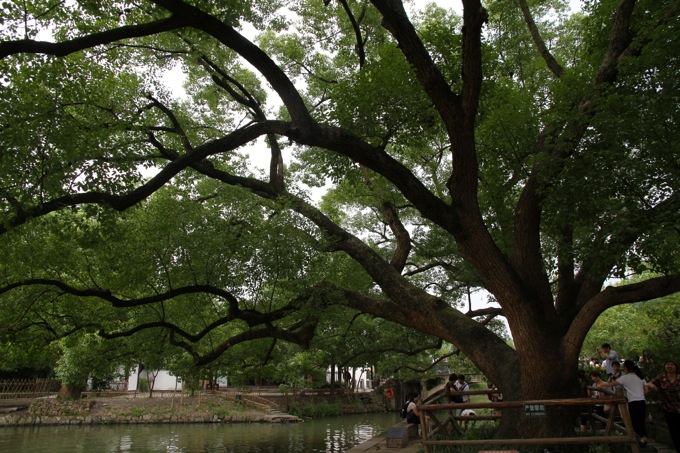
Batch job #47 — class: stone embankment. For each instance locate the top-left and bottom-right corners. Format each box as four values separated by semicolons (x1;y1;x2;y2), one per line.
0;395;293;426
0;389;387;427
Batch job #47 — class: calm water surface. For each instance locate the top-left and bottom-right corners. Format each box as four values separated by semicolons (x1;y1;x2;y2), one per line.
0;413;400;452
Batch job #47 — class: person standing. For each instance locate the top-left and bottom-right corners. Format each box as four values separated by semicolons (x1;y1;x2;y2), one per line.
609;360;624;393
444;373;458;418
597;359;648;447
646;360;680;452
445;373;458;401
589;371;609;418
453;375;470;413
598;343;620;377
486;382;503;418
638;350;652;370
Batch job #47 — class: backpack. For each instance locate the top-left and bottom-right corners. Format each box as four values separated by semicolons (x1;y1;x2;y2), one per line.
400;401;410;418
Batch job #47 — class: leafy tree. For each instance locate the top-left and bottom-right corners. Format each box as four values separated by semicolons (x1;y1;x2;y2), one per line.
1;0;679;438
54;333;128;398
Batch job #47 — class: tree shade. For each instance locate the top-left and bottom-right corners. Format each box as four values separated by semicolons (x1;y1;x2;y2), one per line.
1;0;679;438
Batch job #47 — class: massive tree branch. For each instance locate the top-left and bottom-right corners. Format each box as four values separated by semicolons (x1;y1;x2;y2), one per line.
567;273;680;348
510;0;641;317
0;279;298;321
324;284;515;386
1;278;320;366
595;0;637;85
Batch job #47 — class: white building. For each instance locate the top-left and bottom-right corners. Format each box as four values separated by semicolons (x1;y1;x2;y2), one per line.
326;366;374;391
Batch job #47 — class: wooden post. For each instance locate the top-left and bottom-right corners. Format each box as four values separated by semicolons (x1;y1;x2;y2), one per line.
616;398;640;453
420;407;430;453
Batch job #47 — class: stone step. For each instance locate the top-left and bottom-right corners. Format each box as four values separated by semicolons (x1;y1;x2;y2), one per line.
264;411;300;423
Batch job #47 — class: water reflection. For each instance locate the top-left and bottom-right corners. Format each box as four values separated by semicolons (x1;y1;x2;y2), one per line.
0;413;400;453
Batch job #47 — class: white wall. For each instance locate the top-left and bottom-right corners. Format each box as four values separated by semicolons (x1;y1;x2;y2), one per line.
127;366;183;391
326;366;373;390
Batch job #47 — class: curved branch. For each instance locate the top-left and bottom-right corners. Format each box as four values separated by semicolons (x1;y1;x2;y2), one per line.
573;192;680;306
0;16;187;59
517;0;564;77
370;0;462;131
196;50;285;192
173;320;318;366
360;167;412;272
467;307;503;319
394;345;461;375
338;0;366;68
0;121;289;233
595;0;636;85
567;273;680;348
150;0;313;126
0;279;309;336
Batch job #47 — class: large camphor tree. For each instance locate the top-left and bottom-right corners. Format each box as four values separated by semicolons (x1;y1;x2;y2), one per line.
1;0;679;437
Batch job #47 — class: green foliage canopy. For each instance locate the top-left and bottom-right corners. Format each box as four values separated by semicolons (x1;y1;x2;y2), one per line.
0;1;678;437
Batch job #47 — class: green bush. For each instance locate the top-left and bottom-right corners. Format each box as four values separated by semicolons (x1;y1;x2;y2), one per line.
208;402;231;418
288;400;343;418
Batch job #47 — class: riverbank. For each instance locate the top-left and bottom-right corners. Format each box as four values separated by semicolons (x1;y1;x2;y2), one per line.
0;390;390;427
0;393;284;426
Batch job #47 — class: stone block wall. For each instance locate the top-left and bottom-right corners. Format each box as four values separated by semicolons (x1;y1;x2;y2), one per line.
29;399;95;416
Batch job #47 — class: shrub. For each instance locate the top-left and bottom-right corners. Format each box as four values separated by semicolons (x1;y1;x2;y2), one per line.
288;400;342;418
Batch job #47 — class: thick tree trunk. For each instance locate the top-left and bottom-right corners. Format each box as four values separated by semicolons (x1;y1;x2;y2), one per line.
329;363;336;395
492;326;583;439
57;384;83;400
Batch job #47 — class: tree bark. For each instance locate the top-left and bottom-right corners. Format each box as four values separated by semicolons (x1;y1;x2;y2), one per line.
57;385;83;400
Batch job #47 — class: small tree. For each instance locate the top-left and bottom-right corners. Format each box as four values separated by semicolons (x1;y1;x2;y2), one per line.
54;334;123;399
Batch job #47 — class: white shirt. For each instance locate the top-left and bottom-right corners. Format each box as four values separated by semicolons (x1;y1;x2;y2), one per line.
407;401;418;414
603;350;619;374
616;373;646;402
454;381;470;402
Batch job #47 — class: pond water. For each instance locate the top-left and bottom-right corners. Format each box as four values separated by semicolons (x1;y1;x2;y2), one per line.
0;412;400;452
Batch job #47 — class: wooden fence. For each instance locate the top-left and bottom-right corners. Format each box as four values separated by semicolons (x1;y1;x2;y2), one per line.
0;378;61;399
417;389;639;453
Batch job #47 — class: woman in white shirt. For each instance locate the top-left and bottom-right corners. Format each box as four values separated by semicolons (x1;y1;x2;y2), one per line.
597;359;648;447
405;393;421;425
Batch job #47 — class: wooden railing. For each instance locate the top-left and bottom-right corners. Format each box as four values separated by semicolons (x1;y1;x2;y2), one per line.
417;389;639;453
0;378;60;399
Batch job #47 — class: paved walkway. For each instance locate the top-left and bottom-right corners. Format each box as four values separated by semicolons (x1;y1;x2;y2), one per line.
344;434;421;453
645;438;676;453
345;432;677;453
